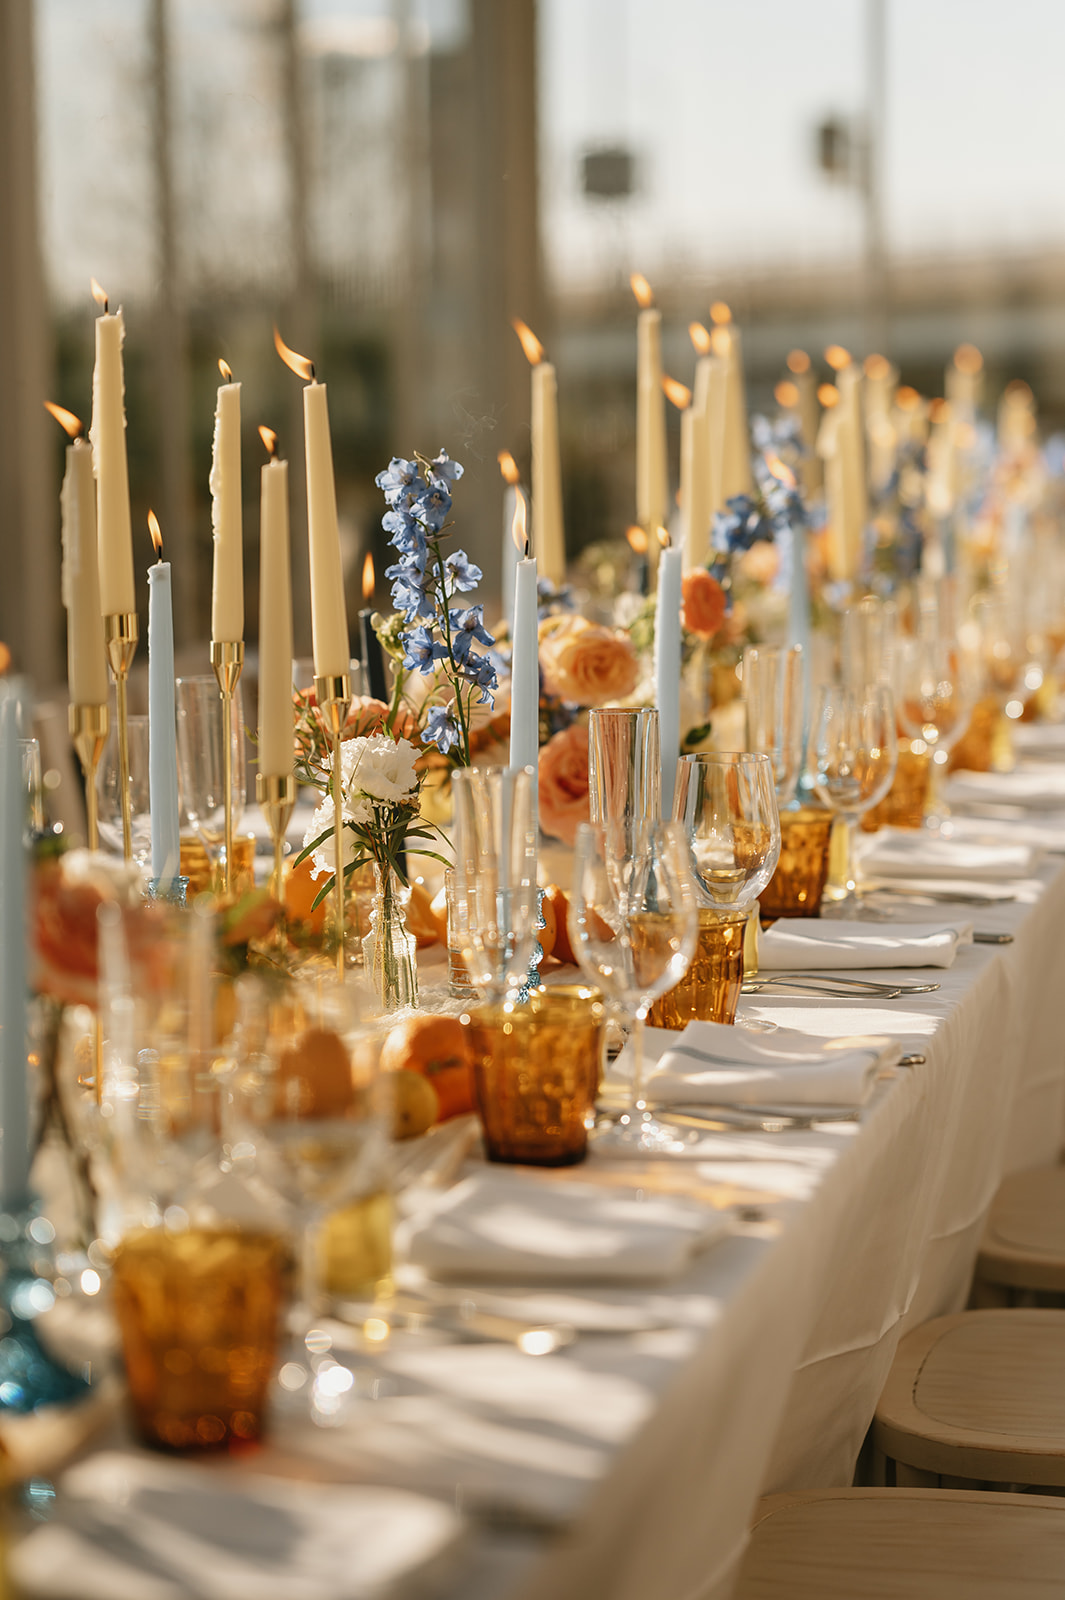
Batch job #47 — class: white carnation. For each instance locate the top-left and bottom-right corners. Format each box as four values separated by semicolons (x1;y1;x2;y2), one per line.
345;733;420;805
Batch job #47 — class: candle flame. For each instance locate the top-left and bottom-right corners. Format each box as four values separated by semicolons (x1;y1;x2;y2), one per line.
147;509;163;559
218;357;233;382
656;526;670;549
630;273;654;309
362;551;375;600
710;326;730;357
90;277;108;313
765;453;797;489
954;342;983;375
774;381;799;409
1004;378;1034;402
864;353;891;381
259;425;278;457
43;401;83;439
689;321;712;356
818;383;840;408
662;375;691;409
895;385;921;411
497;448;520;486
510;487;529;557
786;349;811;375
824;344;851;371
273;326;315;382
929;397;951;424
709;302;732;325
511;318;543;366
625;525;648;556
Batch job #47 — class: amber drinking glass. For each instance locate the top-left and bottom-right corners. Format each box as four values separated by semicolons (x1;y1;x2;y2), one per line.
465;985;605;1166
759;808;835;918
111;1224;287;1453
648;908;747;1027
859;742;931;832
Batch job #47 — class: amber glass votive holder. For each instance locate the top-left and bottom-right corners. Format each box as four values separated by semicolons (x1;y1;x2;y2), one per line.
647;907;747;1029
860;742;931;832
465;985;605;1165
111;1223;287;1453
758;808;834;920
180;832;257;898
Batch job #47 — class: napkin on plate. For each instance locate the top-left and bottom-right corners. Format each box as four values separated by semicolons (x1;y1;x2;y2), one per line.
759;917;972;970
402;1169;729;1285
643;1020;898;1109
945;766;1065;811
943;813;1065;854
8;1451;464;1600
858;826;1037;880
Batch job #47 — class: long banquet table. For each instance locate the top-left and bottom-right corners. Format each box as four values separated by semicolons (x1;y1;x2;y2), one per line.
223;818;1065;1600
21;813;1065;1600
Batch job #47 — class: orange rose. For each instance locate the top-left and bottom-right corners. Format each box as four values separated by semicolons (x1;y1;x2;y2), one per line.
682;569;727;640
538;616;639;707
736;540;779;586
34;854;168;1008
538;722;590;847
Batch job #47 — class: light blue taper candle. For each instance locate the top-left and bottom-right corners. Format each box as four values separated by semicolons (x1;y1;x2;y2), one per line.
148;524;181;882
0;684;30;1210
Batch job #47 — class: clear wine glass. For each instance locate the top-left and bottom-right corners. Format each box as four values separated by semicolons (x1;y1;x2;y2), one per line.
450;765;539;1002
896;636;973;826
569;820;698;1155
175;674;247;885
812;684;897;912
96;712;152;867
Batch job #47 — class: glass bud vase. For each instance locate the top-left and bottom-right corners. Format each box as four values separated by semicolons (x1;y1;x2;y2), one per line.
362;864;418;1013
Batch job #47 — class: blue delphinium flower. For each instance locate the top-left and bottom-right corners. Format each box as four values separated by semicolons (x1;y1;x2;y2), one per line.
411;484;452;532
402;625;448;673
449;605;494;664
712;494;773;554
375;458;425;505
427;450;463;487
444;550;482;592
421;703;461;754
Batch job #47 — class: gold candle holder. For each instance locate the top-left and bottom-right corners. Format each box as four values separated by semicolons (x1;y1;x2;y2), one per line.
314;672;352;979
256;771;296;907
210;641;245;896
68;702;109;851
104;612;139;862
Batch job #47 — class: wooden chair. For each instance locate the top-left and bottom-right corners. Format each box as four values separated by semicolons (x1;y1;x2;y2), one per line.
976;1164;1065;1299
874;1309;1065;1487
734;1488;1065;1598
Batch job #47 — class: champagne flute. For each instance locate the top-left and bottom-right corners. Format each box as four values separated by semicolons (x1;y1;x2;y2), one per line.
450;766;539;1002
812;684;897;912
896;637;973;826
569;820;698;1155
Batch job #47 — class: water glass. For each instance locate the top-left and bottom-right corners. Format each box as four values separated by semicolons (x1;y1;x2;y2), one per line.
450;766;539;1002
588;707;661;825
175;674;247;881
96;712;152;866
743;645;804;805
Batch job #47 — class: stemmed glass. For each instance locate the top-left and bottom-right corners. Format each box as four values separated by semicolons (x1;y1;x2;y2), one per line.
896;636;973;826
743;647;804;805
569;820;698;1155
228;978;390;1407
96;712;152;866
587;707;661;825
812;684;897;912
450;766;540;1001
175;674;246;888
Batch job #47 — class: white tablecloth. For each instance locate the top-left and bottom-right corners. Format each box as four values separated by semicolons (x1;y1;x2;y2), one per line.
28;823;1065;1600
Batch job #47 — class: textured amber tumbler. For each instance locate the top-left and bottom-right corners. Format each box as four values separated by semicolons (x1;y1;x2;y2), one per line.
465;985;604;1165
860;743;931;832
648;908;747;1029
180;833;257;897
112;1225;286;1453
758;808;834;920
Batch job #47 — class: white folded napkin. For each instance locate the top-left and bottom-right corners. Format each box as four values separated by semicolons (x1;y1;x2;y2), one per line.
9;1451;463;1600
403;1170;729;1284
944;813;1065;854
1010;723;1065;759
759;918;972;970
858;826;1037;880
946;766;1065;811
643;1020;898;1109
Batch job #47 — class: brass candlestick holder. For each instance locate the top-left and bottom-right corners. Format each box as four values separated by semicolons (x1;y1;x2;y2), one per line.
314;671;352;980
210;641;245;896
104;613;139;863
256;771;296;906
68;702;109;851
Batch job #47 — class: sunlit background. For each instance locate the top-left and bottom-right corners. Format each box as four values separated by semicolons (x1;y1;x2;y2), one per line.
4;0;1065;684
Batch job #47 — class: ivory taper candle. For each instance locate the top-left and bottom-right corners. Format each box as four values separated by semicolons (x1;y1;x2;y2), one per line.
210;361;244;642
147;512;181;880
257;429;294;779
47;404;108;706
89;280;135;617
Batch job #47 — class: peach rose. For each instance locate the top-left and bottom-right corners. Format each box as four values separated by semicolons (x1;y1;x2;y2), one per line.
736;540;779;587
538;722;590;847
682;569;727;640
538;616;639;707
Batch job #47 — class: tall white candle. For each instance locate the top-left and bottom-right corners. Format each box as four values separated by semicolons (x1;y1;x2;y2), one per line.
89;289;135;617
531;361;566;587
720;323;753;500
636;305;668;539
60;434;109;705
303;380;349;680
210;370;244;642
786;352;824;498
655;541;683;815
258;450;294;778
498;451;521;633
0;684;30;1209
508;496;540;802
684;343;715;562
147;520;181;881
